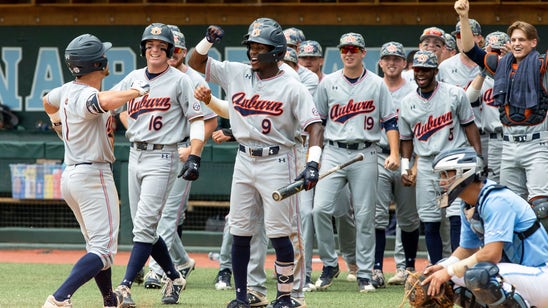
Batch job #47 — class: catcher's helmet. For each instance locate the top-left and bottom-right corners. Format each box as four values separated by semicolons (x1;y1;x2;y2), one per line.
140;23;175;58
432;147;485;207
242;18;287;63
65;34;111;77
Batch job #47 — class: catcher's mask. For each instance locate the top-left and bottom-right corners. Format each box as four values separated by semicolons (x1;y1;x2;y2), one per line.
242;18;287;63
432;147;485;207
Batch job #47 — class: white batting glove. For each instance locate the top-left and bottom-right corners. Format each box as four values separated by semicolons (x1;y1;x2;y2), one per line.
131;80;150;96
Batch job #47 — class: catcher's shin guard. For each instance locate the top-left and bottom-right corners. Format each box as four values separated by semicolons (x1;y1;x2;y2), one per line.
464;262;528;308
454;287;487;308
274;261;294;301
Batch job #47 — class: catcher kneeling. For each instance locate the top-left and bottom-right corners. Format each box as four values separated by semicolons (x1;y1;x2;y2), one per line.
414;147;548;308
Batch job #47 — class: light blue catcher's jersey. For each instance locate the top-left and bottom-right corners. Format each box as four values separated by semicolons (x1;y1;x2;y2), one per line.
460;179;548;267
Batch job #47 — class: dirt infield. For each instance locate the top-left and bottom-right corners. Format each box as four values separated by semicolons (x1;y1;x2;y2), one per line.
0;249;430;273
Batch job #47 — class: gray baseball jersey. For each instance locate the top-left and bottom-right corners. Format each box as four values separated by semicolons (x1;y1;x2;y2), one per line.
45;83;115;165
207;59;319;150
297;65;319;96
437;54;481;88
315;69;397;143
378;79;416;148
399;82;475;156
112;66;203;144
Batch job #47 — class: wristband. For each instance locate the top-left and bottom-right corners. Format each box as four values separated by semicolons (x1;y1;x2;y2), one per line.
401;158;410;175
307;146;322;163
190;119;205;141
438;256;460;269
447;265;456;277
195;38;213;55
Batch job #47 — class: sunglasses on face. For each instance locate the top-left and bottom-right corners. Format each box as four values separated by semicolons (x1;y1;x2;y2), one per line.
174;47;185;54
339;46;362;54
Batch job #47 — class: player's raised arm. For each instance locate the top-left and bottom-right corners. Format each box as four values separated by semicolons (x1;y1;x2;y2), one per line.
454;0;475;52
188;25;224;74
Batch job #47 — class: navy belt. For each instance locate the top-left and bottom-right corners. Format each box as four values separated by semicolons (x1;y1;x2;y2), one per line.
489;133;503;139
131;142;165;150
503;132;540;143
74;162;92;166
328;140;372;150
239;144;280;157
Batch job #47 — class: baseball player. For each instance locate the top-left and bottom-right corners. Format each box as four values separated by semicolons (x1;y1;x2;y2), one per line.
373;41;420;288
283;27;306;51
440;33;457;63
136;25;218;289
41;34;149;308
399;50;482;265
402;27;447;83
111;22;205;307
424;147;548;308
284;47;319;95
455;0;548;220
188;18;323;308
465;31;511;184
313;32;399;293
298;40;325;81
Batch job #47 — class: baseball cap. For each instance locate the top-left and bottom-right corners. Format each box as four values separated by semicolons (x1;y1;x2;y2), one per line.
444;33;456;51
172;30;186;49
298;40;323;57
167;24;181;33
419;27;446;44
452;19;482;36
380;41;406;59
337;32;365;49
284;47;298;64
283;27;306;46
412;50;438;68
485;31;510;49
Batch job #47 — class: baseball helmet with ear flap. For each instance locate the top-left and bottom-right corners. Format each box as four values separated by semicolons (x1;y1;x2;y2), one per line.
242;18;287;63
140;23;175;58
65;34;111;77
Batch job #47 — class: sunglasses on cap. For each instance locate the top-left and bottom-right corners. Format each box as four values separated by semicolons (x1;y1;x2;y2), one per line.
174;47;185;54
339;46;362;54
422;28;443;37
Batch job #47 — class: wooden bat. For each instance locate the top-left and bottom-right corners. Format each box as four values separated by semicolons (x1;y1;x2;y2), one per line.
272;153;365;201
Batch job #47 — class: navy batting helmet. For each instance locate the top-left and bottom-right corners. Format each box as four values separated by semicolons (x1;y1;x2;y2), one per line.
242;18;287;63
140;23;175;58
65;34;111;77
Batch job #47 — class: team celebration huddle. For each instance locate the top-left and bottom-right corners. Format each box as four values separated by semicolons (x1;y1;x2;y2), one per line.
40;0;548;307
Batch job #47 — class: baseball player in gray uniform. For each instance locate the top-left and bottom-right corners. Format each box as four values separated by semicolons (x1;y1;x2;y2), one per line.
111;23;205;307
465;31;511;184
141;26;218;289
188;18;323;308
402;27;447;84
456;0;548;220
313;32;400;293
399;50;482;266
298;40;325;81
42;34;149;308
373;41;420;288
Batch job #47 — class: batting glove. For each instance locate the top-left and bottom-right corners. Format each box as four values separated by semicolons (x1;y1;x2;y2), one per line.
131;80;150;96
295;161;319;191
178;154;201;181
206;25;224;44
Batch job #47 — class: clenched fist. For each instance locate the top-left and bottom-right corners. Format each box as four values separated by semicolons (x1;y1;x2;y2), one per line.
206;25;224;44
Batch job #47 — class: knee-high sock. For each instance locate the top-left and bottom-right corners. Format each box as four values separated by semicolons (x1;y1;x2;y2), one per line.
374;228;386;270
151;236;178;280
54;253;103;301
121;242;152;287
449;216;461;252
423;222;442;264
95;268;117;307
401;228;419;269
232;235;252;303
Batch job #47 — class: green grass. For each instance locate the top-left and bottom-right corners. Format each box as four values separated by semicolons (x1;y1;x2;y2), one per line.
0;263;412;307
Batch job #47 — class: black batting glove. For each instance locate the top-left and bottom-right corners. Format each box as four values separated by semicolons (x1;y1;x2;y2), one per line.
206;25;224;44
178;154;201;181
295;161;319;191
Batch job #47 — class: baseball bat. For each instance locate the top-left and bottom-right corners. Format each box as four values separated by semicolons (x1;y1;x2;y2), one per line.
272;153;365;201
